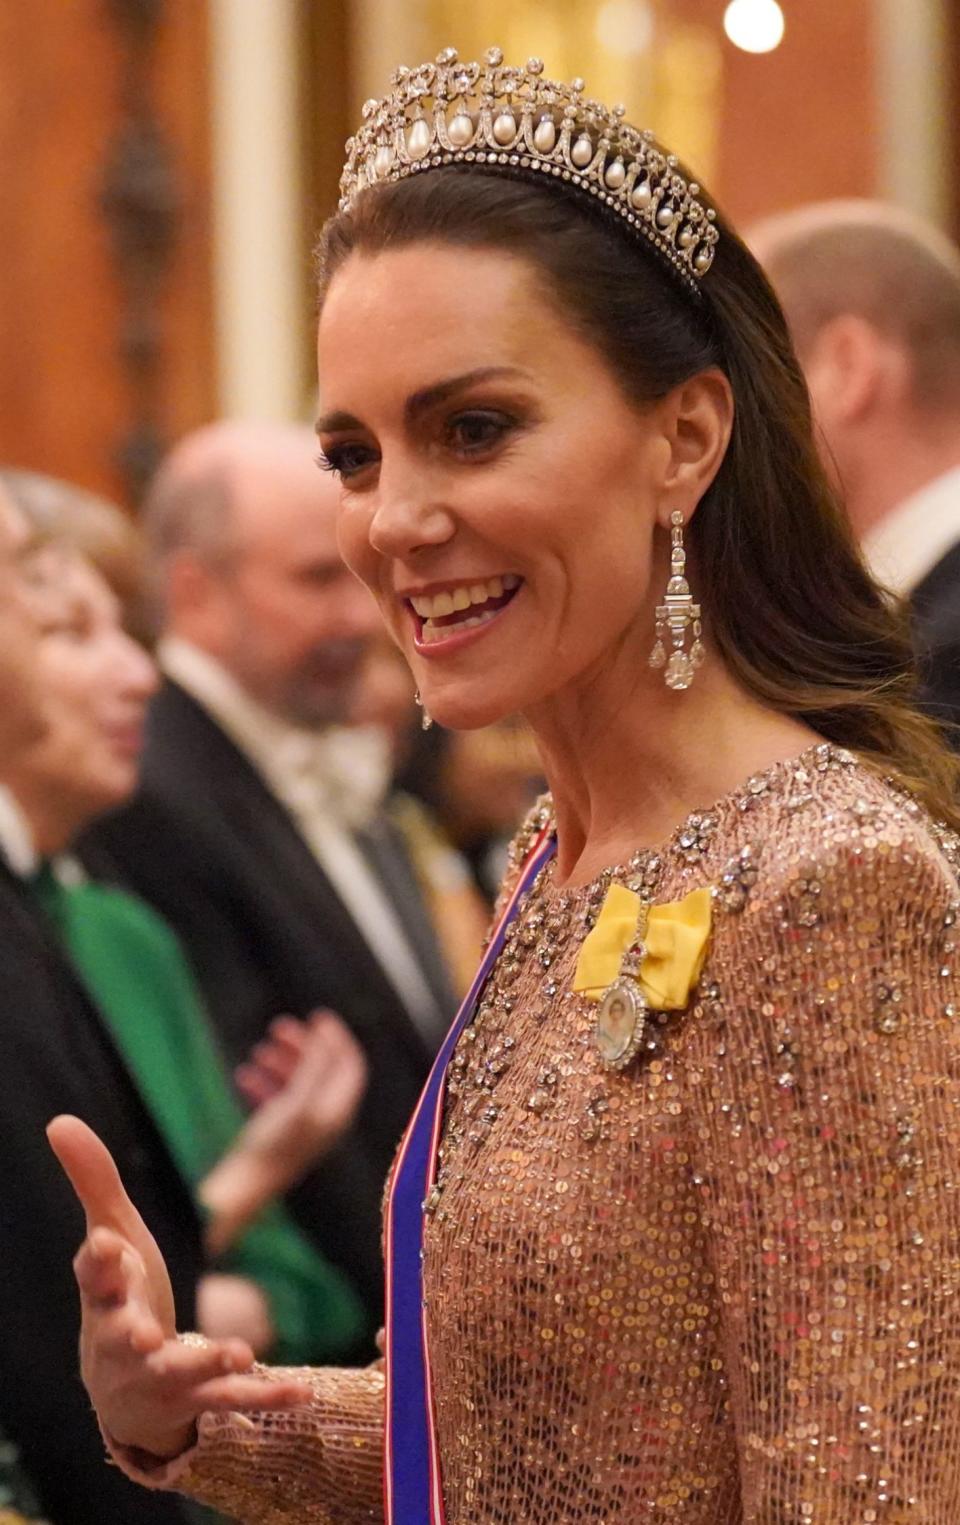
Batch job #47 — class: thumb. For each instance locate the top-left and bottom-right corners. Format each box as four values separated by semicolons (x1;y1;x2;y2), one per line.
47;1115;140;1239
48;1114;177;1335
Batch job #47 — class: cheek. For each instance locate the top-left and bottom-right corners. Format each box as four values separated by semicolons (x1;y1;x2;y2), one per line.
337;498;378;587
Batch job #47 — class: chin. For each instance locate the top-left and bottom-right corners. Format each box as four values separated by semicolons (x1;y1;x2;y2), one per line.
425;687;523;732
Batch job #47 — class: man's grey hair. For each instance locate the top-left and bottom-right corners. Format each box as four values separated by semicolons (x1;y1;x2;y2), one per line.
753;200;960;410
139;455;237;633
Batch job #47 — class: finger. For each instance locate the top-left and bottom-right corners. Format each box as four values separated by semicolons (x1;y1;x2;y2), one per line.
94;1301;166;1361
247;1044;299;1089
148;1336;255;1385
306;1007;342;1028
74;1227;131;1309
314;1014;366;1068
234;1065;282;1107
188;1375;313;1413
48;1115;143;1240
268;1015;311;1048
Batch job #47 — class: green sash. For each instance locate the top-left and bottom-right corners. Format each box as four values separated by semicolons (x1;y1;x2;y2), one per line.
32;865;364;1364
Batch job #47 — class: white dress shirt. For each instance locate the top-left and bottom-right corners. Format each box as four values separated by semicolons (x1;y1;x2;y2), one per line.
158;637;442;1037
0;787;38;877
862;465;960;598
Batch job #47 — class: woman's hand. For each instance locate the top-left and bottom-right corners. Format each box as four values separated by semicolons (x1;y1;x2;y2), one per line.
47;1116;310;1464
235;1009;368;1155
200;1011;368;1258
197;1273;274;1356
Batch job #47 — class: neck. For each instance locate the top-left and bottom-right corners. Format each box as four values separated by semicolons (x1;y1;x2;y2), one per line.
5;781;76;859
846;412;960;540
525;649;817;887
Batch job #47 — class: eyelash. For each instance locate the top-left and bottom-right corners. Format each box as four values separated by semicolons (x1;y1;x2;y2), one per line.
317;409;520;482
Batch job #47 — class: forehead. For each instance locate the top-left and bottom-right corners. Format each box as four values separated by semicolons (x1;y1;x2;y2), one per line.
0;489;28;556
230;447;340;561
62;555;116;612
317;244;561;408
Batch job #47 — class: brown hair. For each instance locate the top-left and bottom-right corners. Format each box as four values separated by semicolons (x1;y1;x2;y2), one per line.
317;169;960;828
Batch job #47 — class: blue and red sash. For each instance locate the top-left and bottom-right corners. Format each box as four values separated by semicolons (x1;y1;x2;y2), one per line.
384;824;557;1524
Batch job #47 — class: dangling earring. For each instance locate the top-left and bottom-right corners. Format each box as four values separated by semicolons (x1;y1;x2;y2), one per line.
414;690;434;730
649;511;704;691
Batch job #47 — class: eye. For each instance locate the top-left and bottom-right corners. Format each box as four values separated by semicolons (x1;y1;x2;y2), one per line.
317;442;380;481
445;409;517;456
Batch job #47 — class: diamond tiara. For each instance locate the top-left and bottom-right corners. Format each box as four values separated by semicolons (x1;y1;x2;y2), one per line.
339;46;719;295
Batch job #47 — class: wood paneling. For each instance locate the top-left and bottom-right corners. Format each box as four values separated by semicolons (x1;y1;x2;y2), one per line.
0;3;215;507
949;0;960;242
665;0;877;223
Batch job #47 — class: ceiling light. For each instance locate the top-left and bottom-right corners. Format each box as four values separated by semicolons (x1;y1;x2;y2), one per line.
723;0;785;54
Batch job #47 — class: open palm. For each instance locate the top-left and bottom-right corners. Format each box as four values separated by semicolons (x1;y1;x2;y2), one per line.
48;1116;310;1463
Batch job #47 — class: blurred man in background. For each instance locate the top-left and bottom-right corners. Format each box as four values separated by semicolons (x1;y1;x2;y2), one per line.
754;200;960;738
82;421;456;1335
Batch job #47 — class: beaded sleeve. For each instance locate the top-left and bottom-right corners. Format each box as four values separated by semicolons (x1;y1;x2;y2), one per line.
111;1363;385;1525
689;824;960;1521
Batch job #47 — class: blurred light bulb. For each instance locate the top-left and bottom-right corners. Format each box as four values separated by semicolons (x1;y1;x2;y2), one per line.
595;0;654;57
723;0;785;54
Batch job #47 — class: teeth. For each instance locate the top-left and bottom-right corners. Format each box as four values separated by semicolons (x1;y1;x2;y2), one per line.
421;607;501;643
410;576;521;620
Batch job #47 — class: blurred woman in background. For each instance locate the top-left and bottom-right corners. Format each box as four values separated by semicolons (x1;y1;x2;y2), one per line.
1;513;370;1366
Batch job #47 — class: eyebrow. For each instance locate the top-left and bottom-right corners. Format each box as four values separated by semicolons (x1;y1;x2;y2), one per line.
315;365;532;435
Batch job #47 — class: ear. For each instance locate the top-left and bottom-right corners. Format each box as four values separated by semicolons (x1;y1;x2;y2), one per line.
165;551;227;632
804;314;896;426
654;368;734;528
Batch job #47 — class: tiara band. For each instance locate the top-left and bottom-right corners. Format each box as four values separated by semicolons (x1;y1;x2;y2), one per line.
339;46;719;295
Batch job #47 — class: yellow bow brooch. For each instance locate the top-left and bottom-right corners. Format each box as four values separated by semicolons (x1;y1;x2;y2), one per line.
573;883;712;1070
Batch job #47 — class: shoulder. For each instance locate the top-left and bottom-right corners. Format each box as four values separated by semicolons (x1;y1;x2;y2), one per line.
713;753;959;966
492;793;555;916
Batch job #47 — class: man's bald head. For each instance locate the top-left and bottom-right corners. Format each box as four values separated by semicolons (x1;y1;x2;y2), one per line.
753;200;960;409
145;420;380;727
144;420;334;578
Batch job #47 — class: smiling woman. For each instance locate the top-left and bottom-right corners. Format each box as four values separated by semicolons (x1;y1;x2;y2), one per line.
50;43;960;1525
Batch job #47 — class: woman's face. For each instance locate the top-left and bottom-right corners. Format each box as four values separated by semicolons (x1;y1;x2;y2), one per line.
317;243;675;730
23;557;157;824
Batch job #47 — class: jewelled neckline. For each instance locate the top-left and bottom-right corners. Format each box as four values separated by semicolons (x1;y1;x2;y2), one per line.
544;740;859;902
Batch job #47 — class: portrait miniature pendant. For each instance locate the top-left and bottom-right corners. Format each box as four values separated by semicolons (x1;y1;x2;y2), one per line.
594;977;648;1071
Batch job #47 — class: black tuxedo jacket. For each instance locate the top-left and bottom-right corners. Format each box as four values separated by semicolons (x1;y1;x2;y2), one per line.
911;539;960;746
81;681;456;1334
0;857;202;1525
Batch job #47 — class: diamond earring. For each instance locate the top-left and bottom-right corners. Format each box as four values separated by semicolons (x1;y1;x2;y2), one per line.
414;690;434;731
649;511;704;691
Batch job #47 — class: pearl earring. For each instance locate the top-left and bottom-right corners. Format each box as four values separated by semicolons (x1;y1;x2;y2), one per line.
414;690;434;730
649;511;704;691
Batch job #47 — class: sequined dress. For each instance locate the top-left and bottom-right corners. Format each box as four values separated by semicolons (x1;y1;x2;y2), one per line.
120;745;960;1524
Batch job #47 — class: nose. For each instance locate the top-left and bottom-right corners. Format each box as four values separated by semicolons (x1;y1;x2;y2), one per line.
368;458;456;560
117;633;159;700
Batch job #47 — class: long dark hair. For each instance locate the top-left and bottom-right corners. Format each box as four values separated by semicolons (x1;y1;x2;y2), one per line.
317;167;960;828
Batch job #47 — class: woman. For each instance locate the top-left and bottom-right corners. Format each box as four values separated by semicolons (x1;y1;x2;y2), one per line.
50;46;960;1523
4;546;370;1364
